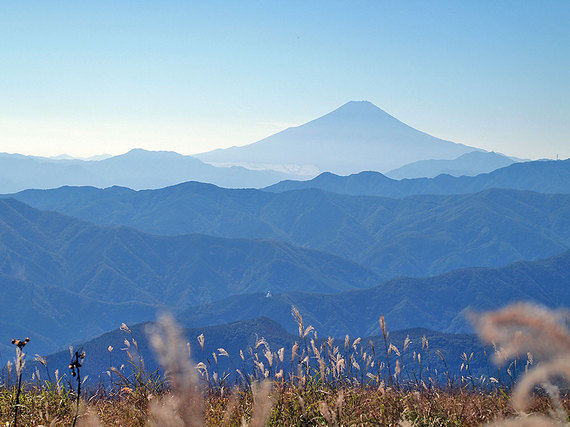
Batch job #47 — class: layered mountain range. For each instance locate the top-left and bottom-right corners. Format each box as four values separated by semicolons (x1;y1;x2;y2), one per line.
386;151;517;179
178;250;570;337
0;149;296;193
7;170;570;278
0;100;567;379
0;198;381;353
0;101;519;194
0;184;568;355
266;159;570;196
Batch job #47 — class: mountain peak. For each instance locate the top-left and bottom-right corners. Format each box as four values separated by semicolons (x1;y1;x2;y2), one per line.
315;100;401;126
121;148;182;158
333;100;388;114
196;100;480;175
341;100;375;107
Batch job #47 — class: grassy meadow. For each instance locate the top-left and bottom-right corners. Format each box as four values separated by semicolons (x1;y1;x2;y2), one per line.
0;303;569;426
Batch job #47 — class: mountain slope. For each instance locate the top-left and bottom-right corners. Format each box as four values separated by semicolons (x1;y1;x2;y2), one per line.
178;250;570;338
7;185;570;278
386;151;517;179
266;159;570;196
0;198;380;354
196;101;480;174
0;149;296;193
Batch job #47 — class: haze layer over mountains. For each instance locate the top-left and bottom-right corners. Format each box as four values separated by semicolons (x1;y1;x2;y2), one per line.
0;149;293;193
0;101;519;193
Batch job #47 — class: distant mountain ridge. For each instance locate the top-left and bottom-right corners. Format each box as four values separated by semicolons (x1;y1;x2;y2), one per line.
0;149;299;193
196;101;481;175
386;151;517;179
178;250;570;337
38;250;567;384
0;101;522;190
0;198;380;354
266;159;570;197
6;184;570;278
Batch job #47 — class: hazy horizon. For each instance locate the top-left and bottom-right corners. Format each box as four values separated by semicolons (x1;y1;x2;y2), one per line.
0;100;566;163
1;1;569;160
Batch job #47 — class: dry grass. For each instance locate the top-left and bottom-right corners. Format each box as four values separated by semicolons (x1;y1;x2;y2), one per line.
2;383;566;426
0;302;568;425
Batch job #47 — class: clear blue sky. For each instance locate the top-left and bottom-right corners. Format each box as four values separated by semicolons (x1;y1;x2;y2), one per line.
1;1;568;159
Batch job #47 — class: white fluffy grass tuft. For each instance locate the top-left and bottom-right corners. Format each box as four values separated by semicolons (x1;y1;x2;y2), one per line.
473;303;570;426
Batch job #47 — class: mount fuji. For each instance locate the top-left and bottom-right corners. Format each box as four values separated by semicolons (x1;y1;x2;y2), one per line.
196;101;482;175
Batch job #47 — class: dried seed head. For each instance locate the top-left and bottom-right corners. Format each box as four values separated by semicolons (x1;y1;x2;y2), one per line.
291;342;299;362
255;336;269;352
303;325;314;339
291;305;304;337
403;335;411;352
11;337;30;348
197;333;205;351
473;302;570;363
352;337;361;350
34;354;47;367
264;349;273;367
379;315;387;337
473;302;570;418
389;343;401;357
